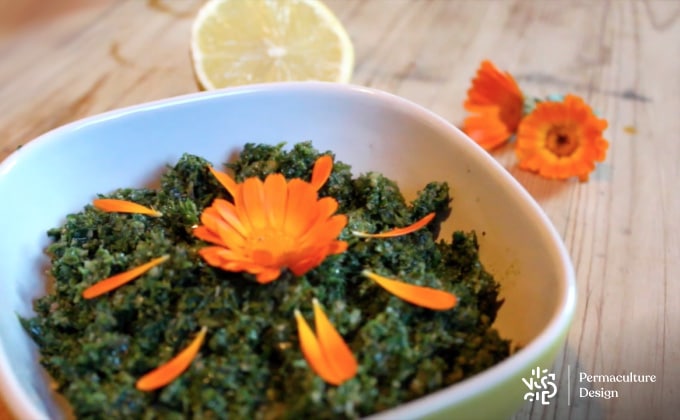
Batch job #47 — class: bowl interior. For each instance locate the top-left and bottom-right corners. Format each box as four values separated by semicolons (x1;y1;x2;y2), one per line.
0;83;574;419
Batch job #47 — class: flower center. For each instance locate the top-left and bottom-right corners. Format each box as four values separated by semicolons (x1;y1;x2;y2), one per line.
545;126;579;157
247;228;297;262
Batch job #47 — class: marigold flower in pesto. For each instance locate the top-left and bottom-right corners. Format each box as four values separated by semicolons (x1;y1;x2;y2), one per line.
295;299;357;385
82;255;169;299
92;198;162;217
515;94;609;181
195;156;348;283
361;270;457;311
136;326;207;391
463;60;524;151
208;155;333;197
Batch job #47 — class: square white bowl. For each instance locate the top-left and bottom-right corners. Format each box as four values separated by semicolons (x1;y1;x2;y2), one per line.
0;82;575;419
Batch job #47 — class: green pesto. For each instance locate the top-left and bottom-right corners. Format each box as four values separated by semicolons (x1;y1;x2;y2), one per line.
22;142;510;419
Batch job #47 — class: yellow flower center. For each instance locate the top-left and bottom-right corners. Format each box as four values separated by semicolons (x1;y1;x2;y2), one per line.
545;126;579;157
248;228;296;260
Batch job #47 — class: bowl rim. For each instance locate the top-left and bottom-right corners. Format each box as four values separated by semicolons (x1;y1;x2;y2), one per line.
0;81;577;420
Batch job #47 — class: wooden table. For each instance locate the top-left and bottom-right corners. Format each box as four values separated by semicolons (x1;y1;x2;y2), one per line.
1;1;678;419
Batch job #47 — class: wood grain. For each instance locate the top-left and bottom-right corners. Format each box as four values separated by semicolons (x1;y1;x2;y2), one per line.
1;0;678;419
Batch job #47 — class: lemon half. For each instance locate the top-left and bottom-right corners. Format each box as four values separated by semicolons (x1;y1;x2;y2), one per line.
191;0;355;89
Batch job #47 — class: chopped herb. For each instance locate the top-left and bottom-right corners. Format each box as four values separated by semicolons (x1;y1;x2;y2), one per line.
22;142;510;418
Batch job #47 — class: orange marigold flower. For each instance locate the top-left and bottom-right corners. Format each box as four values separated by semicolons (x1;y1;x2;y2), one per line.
194;156;348;283
463;60;524;151
295;299;358;385
515;94;609;181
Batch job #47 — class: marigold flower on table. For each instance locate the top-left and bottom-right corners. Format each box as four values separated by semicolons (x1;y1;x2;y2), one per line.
463;60;524;151
461;60;610;182
515;94;609;181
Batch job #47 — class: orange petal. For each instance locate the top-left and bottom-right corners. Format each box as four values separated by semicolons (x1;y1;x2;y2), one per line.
313;299;357;382
286;241;347;276
209;166;238;198
136;326;207;391
314;214;348;244
198;247;228;267
198;209;245;249
82;255;169;299
193;225;224;246
294;310;344;385
362;270;457;311
299;213;347;248
254;268;281;284
199;246;250;265
464;60;523;111
241;177;268;230
463;111;513;151
312;197;339;223
288;252;326;277
212;199;248;238
263;173;288;229
232;179;255;233
251;249;275;267
310;155;333;191
283;179;318;237
296;196;339;240
352;213;435;238
328;240;348;255
198;206;221;229
93;199;162;217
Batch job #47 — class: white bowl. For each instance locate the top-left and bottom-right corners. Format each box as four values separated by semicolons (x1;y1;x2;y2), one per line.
0;82;575;419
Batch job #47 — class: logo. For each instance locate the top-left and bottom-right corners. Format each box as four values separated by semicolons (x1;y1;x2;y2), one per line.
522;367;557;405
